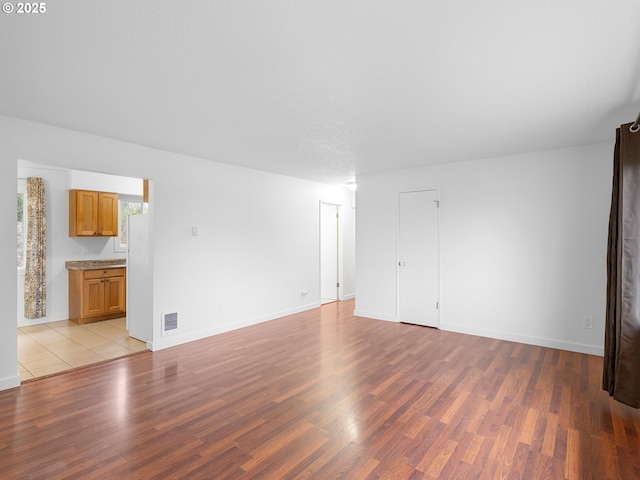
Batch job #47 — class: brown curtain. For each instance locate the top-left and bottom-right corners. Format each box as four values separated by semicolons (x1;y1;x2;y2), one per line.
24;177;47;319
603;122;640;408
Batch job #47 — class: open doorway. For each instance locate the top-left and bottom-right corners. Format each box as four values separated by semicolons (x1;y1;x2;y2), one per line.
16;161;152;381
320;202;340;305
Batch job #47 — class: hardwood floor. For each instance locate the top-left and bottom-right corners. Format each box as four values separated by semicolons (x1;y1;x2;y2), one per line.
1;299;639;479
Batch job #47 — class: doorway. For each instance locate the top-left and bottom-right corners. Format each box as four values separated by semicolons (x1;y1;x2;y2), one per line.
397;189;440;327
320;202;340;305
16;161;153;381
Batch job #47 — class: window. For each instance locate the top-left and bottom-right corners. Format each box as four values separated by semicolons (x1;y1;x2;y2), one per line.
17;179;26;272
115;196;147;252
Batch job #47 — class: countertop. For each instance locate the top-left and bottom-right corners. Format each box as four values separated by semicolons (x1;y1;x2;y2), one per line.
65;259;127;271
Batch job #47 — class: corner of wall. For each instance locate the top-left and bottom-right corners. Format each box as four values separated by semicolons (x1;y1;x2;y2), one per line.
0;374;21;391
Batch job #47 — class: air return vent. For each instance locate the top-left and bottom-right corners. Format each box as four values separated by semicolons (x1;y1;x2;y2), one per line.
161;311;178;336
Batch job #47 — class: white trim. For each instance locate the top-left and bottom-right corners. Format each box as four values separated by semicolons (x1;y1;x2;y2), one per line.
118;193;143;203
0;374;21;391
319;201;344;301
353;309;397;322
441;322;604;356
149;302;321;351
17;178;27;274
18;312;69;327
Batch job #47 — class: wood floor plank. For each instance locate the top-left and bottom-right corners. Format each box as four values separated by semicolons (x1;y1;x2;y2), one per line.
1;299;640;479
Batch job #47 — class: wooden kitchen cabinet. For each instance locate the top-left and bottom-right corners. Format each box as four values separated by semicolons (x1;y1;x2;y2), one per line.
69;190;119;237
69;267;126;324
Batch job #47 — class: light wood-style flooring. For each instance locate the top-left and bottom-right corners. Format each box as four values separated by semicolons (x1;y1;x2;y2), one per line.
18;318;148;380
2;300;639;479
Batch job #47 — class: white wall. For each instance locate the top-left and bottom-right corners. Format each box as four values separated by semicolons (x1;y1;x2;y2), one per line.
17;164;143;326
0;115;355;391
67;169;142;194
355;143;613;356
341;193;356;301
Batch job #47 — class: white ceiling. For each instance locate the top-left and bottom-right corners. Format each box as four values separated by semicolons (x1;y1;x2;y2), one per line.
2;1;640;185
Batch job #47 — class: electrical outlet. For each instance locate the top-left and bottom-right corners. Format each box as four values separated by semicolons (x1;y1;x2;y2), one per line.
583;317;593;329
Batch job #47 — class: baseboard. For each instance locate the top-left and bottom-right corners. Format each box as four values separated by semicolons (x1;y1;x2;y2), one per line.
442;323;604;356
0;373;21;391
353;309;397;323
18;312;69;327
342;293;356;301
149;302;321;351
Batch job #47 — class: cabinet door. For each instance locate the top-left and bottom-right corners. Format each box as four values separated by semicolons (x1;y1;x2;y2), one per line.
98;192;119;237
83;278;105;317
104;276;126;314
70;190;99;236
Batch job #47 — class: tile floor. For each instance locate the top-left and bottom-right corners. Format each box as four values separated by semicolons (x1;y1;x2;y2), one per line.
18;318;148;381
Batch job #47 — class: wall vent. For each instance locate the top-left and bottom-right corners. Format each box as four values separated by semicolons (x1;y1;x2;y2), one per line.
162;311;178;336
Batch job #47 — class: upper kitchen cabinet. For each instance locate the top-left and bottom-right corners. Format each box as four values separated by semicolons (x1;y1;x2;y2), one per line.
69;190;119;237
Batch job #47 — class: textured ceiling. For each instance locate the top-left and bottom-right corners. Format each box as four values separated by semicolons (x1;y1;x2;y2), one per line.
2;1;640;185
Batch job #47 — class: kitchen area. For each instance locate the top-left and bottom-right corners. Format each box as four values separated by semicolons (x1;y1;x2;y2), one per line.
17;162;150;380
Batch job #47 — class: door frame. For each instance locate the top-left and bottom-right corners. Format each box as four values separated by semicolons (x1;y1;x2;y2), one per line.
319;201;343;303
15;161;154;339
396;188;441;327
127;211;154;344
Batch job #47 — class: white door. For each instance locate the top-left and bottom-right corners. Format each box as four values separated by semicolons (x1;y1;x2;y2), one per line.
127;214;153;343
398;190;439;327
321;203;339;304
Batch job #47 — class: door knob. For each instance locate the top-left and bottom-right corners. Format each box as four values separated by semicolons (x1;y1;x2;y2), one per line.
398;262;406;266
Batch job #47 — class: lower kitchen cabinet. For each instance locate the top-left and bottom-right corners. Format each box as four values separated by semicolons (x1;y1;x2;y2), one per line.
68;267;126;324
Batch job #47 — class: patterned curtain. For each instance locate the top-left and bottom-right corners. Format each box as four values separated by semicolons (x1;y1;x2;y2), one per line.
24;177;47;319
